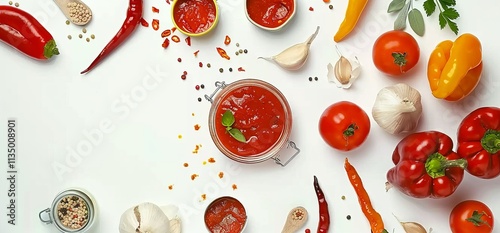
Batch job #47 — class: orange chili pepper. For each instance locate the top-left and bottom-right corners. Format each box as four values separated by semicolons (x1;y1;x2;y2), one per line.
334;0;368;42
171;35;180;43
161;38;169;48
185;36;191;46
193;50;200;57
216;47;230;60
344;158;388;233
152;6;159;13
161;29;171;38
224;35;231;45
140;18;149;27
427;33;482;101
152;19;159;31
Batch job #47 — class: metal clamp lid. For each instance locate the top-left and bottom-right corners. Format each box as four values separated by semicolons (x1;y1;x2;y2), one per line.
204;81;226;103
272;141;300;167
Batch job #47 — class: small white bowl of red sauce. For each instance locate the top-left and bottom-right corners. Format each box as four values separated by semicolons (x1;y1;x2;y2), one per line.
171;0;219;36
204;196;247;233
245;0;296;31
205;79;300;166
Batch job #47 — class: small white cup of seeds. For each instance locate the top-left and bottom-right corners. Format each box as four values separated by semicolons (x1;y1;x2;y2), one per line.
39;188;97;233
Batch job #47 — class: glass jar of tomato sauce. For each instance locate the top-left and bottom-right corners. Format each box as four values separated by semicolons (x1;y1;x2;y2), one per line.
206;79;300;166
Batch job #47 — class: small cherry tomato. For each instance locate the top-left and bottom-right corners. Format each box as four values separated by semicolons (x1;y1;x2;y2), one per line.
372;30;420;76
318;101;370;151
450;200;494;233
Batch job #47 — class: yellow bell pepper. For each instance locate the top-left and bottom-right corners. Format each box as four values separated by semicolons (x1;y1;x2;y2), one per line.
427;33;482;101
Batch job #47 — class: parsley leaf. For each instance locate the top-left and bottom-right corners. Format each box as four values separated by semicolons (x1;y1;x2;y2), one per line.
423;0;436;16
424;0;460;35
443;8;460;20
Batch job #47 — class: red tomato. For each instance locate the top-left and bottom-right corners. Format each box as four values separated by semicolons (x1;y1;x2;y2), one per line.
318;101;370;151
450;200;494;233
372;30;420;76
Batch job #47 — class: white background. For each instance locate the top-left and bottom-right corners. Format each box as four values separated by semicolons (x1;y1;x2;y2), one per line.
1;0;500;232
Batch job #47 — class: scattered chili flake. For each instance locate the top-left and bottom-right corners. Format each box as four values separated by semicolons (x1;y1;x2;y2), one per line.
323;0;330;2
162;38;170;48
172;35;180;43
195;85;200;90
152;6;160;13
198;97;202;102
194;50;200;57
309;6;314;11
183;162;189;167
199;62;203;67
185;36;191;46
161;29;171;38
232;184;238;190
192;144;202;153
191;174;199;180
201;194;206;200
208;157;216;163
194;124;201;130
218;172;224;178
237;67;245;72
178;134;182;139
168;185;173;190
166;0;170;4
140;18;149;27
177;57;182;62
171;27;177;32
216;47;230;60
224;35;231;45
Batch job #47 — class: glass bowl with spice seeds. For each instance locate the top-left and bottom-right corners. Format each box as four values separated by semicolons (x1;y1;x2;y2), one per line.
56;195;89;230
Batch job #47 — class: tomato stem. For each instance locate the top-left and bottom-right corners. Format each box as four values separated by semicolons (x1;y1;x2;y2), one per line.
392;52;407;73
466;210;492;228
481;129;500;154
425;153;467;178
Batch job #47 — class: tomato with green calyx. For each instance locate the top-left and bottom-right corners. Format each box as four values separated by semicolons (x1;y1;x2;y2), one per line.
318;101;370;151
372;30;420;76
450;200;494;233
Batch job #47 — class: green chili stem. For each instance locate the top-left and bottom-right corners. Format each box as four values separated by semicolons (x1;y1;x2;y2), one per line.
481;129;500;154
425;153;467;178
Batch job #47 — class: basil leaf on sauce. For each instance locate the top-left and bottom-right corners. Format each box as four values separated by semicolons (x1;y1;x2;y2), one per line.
222;110;235;127
228;128;247;143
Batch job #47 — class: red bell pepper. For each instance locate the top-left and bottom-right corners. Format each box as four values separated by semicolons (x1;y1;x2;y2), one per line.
457;107;500;179
387;131;467;198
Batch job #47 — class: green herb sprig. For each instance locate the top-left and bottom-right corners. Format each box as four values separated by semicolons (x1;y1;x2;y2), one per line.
423;0;460;35
221;110;246;143
388;0;426;36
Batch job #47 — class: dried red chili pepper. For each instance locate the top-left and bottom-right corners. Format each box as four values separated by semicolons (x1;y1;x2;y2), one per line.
152;6;159;13
345;158;388;233
0;6;59;60
152;19;159;30
161;29;171;38
81;0;143;74
171;35;180;43
313;176;330;233
216;47;230;60
237;67;245;72
140;17;148;27
162;38;169;48
185;36;191;46
194;50;200;57
224;35;231;45
171;26;176;32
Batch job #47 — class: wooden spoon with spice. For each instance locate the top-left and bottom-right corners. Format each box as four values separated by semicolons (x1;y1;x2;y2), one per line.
53;0;92;26
281;206;308;233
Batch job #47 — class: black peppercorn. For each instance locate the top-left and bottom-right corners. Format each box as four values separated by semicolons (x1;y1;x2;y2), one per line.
197;97;202;102
244;49;248;54
308;77;313;81
314;77;318;81
346;215;351;220
219;68;223;73
229;68;233;72
200;84;205;89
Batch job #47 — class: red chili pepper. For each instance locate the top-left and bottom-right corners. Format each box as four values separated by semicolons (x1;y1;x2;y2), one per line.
237;67;245;72
166;0;170;4
162;38;170;48
185;36;191;46
0;6;59;60
457;107;500;179
216;47;230;60
387;131;467;198
140;17;148;27
81;0;143;74
313;176;330;233
161;29;171;38
171;26;177;32
152;19;159;31
194;50;200;57
152;6;159;13
224;35;231;45
171;35;180;43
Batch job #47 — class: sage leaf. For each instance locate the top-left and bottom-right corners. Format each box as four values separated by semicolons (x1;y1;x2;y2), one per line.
394;1;410;30
222;110;235;127
388;0;406;13
228;128;246;143
408;8;425;36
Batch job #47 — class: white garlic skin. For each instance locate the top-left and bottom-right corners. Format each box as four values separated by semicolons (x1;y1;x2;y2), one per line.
372;83;422;134
119;202;171;233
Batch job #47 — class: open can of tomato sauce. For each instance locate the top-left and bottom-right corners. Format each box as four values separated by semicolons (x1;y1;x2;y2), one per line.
39;188;97;233
204;196;247;233
205;79;300;166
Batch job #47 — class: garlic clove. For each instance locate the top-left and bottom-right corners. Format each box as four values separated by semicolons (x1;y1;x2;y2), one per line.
327;46;361;89
258;26;320;71
334;56;352;84
393;213;431;233
119;202;172;233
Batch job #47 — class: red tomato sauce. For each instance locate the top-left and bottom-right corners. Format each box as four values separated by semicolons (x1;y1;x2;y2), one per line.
173;0;216;33
215;85;285;156
205;198;247;233
246;0;294;28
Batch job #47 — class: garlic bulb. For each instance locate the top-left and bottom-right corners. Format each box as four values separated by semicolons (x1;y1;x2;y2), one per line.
326;46;361;89
258;26;320;70
119;202;179;233
372;83;422;134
